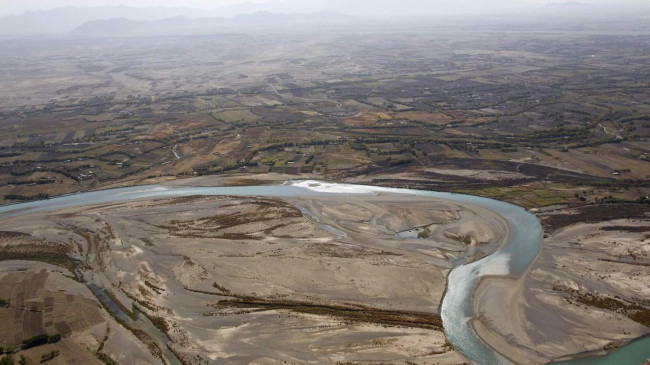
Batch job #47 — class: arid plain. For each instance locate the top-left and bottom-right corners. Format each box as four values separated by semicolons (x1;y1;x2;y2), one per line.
1;177;510;364
0;13;649;365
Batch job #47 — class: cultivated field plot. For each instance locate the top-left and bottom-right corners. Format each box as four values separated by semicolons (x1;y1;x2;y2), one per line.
0;15;649;365
0;269;102;364
0;22;647;207
0;261;163;365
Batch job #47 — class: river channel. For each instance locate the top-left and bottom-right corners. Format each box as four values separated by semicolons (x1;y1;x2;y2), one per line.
0;180;646;365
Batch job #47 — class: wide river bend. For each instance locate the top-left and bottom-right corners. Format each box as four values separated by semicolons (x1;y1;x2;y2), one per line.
0;181;647;365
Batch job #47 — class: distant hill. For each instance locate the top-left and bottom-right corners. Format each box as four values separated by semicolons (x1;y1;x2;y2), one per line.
0;5;222;36
0;1;526;36
71;11;355;37
2;1;649;37
541;1;650;16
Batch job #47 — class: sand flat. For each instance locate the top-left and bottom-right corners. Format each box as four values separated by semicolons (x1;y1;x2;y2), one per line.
0;186;511;364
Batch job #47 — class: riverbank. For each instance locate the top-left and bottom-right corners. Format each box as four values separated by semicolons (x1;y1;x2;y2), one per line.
471;211;650;364
3;179;645;364
0;260;163;365
1;182;510;364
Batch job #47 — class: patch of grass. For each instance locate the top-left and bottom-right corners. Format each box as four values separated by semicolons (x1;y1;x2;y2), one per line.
96;352;117;365
455;186;570;208
212;282;232;295
628;309;650;327
0;250;80;280
144;281;165;295
0;231;31;239
95;327;117;365
131;329;164;362
559;288;650;327
149;316;170;334
600;225;650;233
155;199;302;239
542;204;649;231
39;350;59;363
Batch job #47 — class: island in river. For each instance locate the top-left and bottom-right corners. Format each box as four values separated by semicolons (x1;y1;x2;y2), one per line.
0;175;648;365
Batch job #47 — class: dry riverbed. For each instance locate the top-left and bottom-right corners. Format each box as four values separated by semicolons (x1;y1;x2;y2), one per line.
0;185;508;364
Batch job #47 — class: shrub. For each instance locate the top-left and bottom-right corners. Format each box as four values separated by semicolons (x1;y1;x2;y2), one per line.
22;334;48;349
40;350;59;363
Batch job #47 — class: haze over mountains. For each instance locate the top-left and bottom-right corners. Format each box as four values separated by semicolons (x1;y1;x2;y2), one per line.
1;1;649;37
71;11;354;37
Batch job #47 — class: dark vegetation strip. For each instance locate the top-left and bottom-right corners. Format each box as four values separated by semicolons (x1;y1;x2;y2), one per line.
561;289;650;327
90;288;180;365
597;259;650;267
132;310;190;365
0;231;31;239
600;226;650;232
185;282;442;330
21;334;61;350
211;297;443;330
0;250;80;280
95;327;117;365
541;204;649;232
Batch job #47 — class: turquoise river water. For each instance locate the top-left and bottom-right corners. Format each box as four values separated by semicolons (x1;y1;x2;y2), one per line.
0;181;647;365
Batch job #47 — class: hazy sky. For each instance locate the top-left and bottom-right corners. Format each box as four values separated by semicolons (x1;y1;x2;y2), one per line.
1;0;646;16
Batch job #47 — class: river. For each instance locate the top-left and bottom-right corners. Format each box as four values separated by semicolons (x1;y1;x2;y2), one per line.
0;180;646;365
88;284;184;365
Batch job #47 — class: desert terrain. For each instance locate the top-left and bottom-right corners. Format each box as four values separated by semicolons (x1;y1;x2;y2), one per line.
0;180;513;364
0;10;648;365
1;176;646;364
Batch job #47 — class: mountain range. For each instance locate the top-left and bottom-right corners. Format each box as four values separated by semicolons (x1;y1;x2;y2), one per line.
1;1;649;37
71;11;355;37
